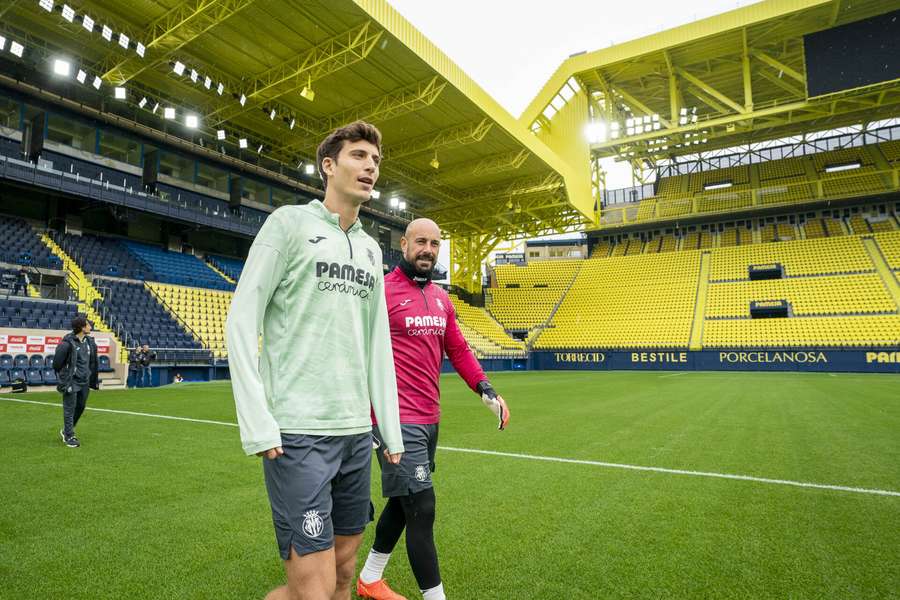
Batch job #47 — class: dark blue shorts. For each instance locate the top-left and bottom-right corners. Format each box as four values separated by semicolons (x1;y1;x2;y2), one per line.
262;432;374;559
373;423;439;497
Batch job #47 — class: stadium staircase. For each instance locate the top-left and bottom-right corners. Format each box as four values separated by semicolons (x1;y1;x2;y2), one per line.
204;261;236;285
688;253;711;351
525;261;584;349
863;237;900;310
39;233;127;372
448;294;526;358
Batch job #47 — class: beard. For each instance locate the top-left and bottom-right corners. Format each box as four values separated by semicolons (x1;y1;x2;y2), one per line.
403;252;435;278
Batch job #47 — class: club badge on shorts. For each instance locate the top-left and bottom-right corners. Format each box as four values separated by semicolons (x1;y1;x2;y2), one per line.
414;465;429;482
302;510;324;538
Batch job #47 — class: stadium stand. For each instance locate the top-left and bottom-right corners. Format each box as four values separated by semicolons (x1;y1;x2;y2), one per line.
93;279;204;357
703;316;900;348
206;255;244;282
705;274;895;317
875;231;900;269
0;297;78;329
122;241;234;291
147;282;231;358
51;231;148;279
0;216;63;269
488;260;580;331
447;294;525;358
709;236;873;281
535;252;702;349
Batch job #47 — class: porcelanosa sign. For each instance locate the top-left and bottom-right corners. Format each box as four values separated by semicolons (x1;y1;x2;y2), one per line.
0;334;111;355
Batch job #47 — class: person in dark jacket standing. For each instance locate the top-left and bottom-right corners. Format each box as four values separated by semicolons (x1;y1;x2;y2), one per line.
53;316;99;448
138;344;156;387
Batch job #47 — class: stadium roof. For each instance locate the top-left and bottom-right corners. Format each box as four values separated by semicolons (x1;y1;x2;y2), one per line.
522;0;900;171
1;0;591;239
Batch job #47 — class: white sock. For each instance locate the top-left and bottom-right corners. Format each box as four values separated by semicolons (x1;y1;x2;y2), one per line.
422;583;445;600
359;550;391;584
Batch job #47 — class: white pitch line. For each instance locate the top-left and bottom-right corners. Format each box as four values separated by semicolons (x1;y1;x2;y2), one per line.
659;372;688;378
3;396;899;498
0;397;238;427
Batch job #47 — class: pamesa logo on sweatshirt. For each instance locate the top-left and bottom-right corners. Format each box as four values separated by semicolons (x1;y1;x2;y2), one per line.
315;261;376;298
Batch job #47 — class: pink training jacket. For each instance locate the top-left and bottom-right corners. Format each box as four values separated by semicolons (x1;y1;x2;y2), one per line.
376;267;487;425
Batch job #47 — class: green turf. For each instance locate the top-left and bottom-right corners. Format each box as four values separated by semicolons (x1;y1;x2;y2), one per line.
1;372;898;599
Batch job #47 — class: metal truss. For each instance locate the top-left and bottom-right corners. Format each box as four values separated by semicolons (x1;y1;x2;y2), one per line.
282;77;449;153
383;118;492;161
207;22;383;124
100;0;256;85
430;149;529;184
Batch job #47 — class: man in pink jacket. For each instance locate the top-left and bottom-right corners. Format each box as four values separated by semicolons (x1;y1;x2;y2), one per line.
356;218;509;600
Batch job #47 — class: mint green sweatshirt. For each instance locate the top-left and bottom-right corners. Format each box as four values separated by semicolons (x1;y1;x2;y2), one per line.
225;200;404;456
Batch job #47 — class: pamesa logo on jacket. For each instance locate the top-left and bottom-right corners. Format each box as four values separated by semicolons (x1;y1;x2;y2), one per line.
315;261;376;298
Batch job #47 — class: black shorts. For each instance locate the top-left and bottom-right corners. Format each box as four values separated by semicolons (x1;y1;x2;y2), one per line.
262;432;374;559
373;424;439;497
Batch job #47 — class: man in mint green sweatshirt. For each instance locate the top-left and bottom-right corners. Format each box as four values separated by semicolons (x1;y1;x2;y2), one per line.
226;121;404;600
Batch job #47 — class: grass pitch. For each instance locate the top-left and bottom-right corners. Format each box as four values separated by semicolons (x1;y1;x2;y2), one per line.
1;371;898;599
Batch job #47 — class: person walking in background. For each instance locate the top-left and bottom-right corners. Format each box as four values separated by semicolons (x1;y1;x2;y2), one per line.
53;316;99;448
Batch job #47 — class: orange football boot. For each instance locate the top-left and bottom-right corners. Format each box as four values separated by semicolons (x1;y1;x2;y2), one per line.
356;577;408;600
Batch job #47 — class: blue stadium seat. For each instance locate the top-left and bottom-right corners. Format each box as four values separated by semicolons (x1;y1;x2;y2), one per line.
29;355;44;368
26;368;43;385
98;355;112;372
0;354;12;369
44;355;54;368
9;368;26;383
13;354;29;368
41;369;58;385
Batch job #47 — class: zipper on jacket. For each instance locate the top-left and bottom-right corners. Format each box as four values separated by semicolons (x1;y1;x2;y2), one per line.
343;229;353;259
419;287;429;310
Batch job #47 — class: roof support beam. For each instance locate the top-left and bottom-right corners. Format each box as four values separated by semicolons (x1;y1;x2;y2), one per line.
207;22;382;123
663;51;682;126
432;149;529;184
751;50;806;85
675;66;747;114
101;0;256;85
686;85;731;114
741;28;753;111
282;77;449;153
610;84;672;128
757;69;805;99
384;118;493;161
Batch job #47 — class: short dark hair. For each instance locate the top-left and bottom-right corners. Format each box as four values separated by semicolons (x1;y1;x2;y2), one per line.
316;121;382;190
71;316;87;333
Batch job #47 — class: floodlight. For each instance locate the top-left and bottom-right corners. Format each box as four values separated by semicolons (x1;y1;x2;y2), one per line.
824;161;861;173
163;107;175;119
216;82;224;95
216;130;226;140
239;94;246;106
114;86;126;100
39;0;53;12
704;181;733;191
289;118;295;130
390;196;399;208
304;164;315;175
185;114;199;129
204;76;211;89
173;61;185;75
61;4;75;22
151;102;159;113
429;156;440;169
371;189;381;199
398;201;406;210
10;41;24;58
76;69;86;83
257;144;263;153
82;15;93;32
92;75;101;89
101;25;112;41
269;108;276;120
300;78;315;101
135;42;145;57
190;69;198;83
118;33;129;50
0;36;5;51
238;138;248;149
138;97;147;108
53;59;71;77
